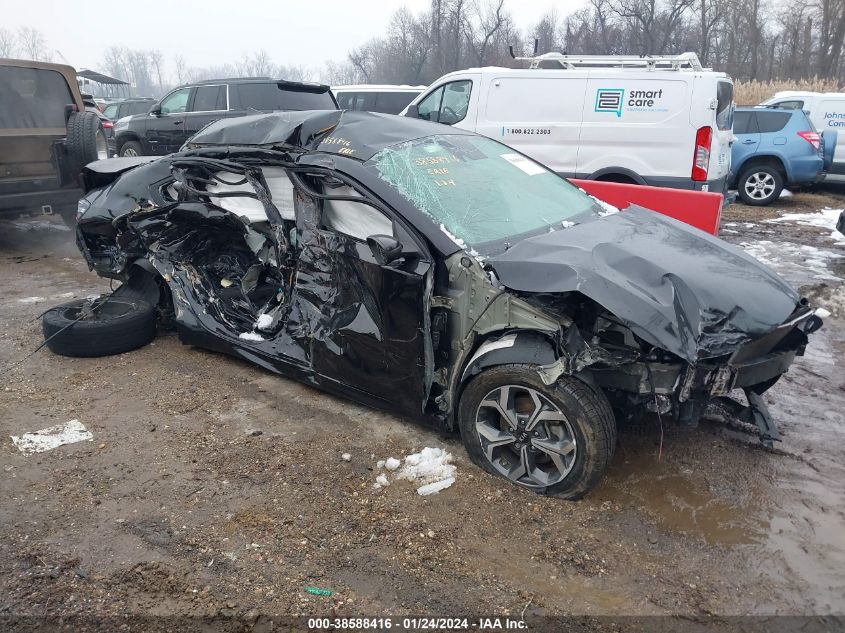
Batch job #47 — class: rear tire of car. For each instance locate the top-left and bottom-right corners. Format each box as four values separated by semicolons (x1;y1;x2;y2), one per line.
737;165;783;206
458;365;616;500
42;297;157;358
119;141;143;157
66;111;107;174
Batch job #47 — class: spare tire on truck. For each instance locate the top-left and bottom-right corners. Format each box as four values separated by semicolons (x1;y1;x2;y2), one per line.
65;110;108;175
42;297;157;358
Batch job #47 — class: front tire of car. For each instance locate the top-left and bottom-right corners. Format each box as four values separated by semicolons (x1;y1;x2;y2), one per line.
119;141;143;157
737;165;784;206
458;365;616;500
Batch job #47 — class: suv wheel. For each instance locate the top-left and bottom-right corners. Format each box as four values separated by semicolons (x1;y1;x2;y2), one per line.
458;365;616;500
119;141;143;157
737;166;783;206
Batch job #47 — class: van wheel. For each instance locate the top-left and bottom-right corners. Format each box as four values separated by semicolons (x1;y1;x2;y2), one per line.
119;141;143;157
42;297;157;358
458;365;616;500
737;166;783;206
66;111;107;174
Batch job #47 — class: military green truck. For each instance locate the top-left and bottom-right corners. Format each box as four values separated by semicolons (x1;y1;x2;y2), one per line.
1;58;108;225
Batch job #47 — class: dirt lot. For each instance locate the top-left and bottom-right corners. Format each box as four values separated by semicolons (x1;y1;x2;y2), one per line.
1;189;844;630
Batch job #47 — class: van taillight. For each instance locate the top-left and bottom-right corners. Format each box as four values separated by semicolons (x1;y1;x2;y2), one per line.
797;131;820;151
691;126;712;182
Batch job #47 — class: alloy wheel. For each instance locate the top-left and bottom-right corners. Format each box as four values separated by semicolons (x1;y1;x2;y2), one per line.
744;171;776;201
474;384;577;489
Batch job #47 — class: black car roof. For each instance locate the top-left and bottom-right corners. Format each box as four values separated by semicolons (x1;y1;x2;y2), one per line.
186;110;475;161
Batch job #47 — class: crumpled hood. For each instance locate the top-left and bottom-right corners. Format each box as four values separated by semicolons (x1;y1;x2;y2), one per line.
488;206;800;363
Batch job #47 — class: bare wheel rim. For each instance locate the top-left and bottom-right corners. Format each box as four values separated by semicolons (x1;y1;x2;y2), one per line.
474;384;577;489
744;171;776;200
96;131;108;160
122;146;138;157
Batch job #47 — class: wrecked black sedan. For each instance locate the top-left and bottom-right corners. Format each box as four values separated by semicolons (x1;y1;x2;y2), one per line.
53;110;821;499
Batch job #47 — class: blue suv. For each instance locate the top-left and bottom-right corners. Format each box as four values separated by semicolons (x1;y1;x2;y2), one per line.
731;107;825;205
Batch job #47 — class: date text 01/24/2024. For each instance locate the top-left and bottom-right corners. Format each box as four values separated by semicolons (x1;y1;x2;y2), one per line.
307;617;528;630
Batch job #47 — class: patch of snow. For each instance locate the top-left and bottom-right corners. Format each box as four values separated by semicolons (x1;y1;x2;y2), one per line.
341;453;352;462
376;459;385;469
560;220;576;228
589;195;620;217
417;477;456;496
17;296;45;304
11;419;93;456
255;313;273;330
766;208;845;244
741;240;844;283
439;224;467;249
373;447;457;496
721;229;739;234
238;332;265;341
779;189;793;198
815;307;831;319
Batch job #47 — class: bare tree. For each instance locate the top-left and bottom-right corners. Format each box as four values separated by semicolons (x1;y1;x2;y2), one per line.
17;26;50;61
0;28;17;58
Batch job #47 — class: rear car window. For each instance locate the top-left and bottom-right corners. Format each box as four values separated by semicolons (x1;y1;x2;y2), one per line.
733;111;757;134
0;66;73;129
192;85;227;112
716;81;734;130
103;103;119;120
236;83;336;111
129;101;153;116
756;111;792;133
774;100;804;110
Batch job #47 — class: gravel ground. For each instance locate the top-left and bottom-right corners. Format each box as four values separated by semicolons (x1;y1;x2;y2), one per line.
1;189;844;631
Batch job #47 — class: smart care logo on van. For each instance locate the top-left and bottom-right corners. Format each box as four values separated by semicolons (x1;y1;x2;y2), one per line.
594;87;669;116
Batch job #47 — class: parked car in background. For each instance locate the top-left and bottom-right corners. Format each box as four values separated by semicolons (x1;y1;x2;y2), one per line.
102;98;156;122
401;52;734;193
114;78;338;156
760;91;844;183
731;107;826;205
333;85;425;114
0;58;108;225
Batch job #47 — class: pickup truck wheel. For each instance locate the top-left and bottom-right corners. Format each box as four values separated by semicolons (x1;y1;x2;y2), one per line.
42;297;157;358
66;111;107;174
119;141;143;157
737;166;783;206
458;365;616;500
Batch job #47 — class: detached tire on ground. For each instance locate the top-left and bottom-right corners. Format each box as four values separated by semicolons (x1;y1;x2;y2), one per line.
458;364;616;500
66;110;108;174
42;297;157;358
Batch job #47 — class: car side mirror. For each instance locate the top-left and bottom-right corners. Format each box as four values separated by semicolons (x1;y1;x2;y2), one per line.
405;104;419;119
150;105;162;116
367;234;403;265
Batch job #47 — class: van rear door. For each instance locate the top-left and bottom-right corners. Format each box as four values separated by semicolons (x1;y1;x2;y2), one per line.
709;79;734;188
475;74;587;176
817;98;845;180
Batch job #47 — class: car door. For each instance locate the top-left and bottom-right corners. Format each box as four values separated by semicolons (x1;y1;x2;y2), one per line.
146;87;191;154
732;111;760;176
183;84;229;143
285;175;434;414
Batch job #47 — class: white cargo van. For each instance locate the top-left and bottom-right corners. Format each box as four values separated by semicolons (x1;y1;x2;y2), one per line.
401;52;734;192
760;91;845;183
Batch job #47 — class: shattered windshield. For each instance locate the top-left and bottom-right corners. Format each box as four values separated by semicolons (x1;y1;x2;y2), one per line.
368;135;600;253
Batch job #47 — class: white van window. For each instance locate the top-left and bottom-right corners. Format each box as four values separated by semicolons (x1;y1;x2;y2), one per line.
716;81;733;130
417;80;471;125
774;100;804;110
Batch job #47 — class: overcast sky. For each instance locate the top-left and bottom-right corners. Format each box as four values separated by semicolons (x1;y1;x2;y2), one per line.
4;0;587;75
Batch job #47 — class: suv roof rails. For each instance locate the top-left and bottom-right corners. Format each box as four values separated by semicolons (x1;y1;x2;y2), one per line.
193;76;272;85
506;44;705;71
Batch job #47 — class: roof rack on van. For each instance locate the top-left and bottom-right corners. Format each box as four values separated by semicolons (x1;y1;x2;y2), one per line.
507;50;705;72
